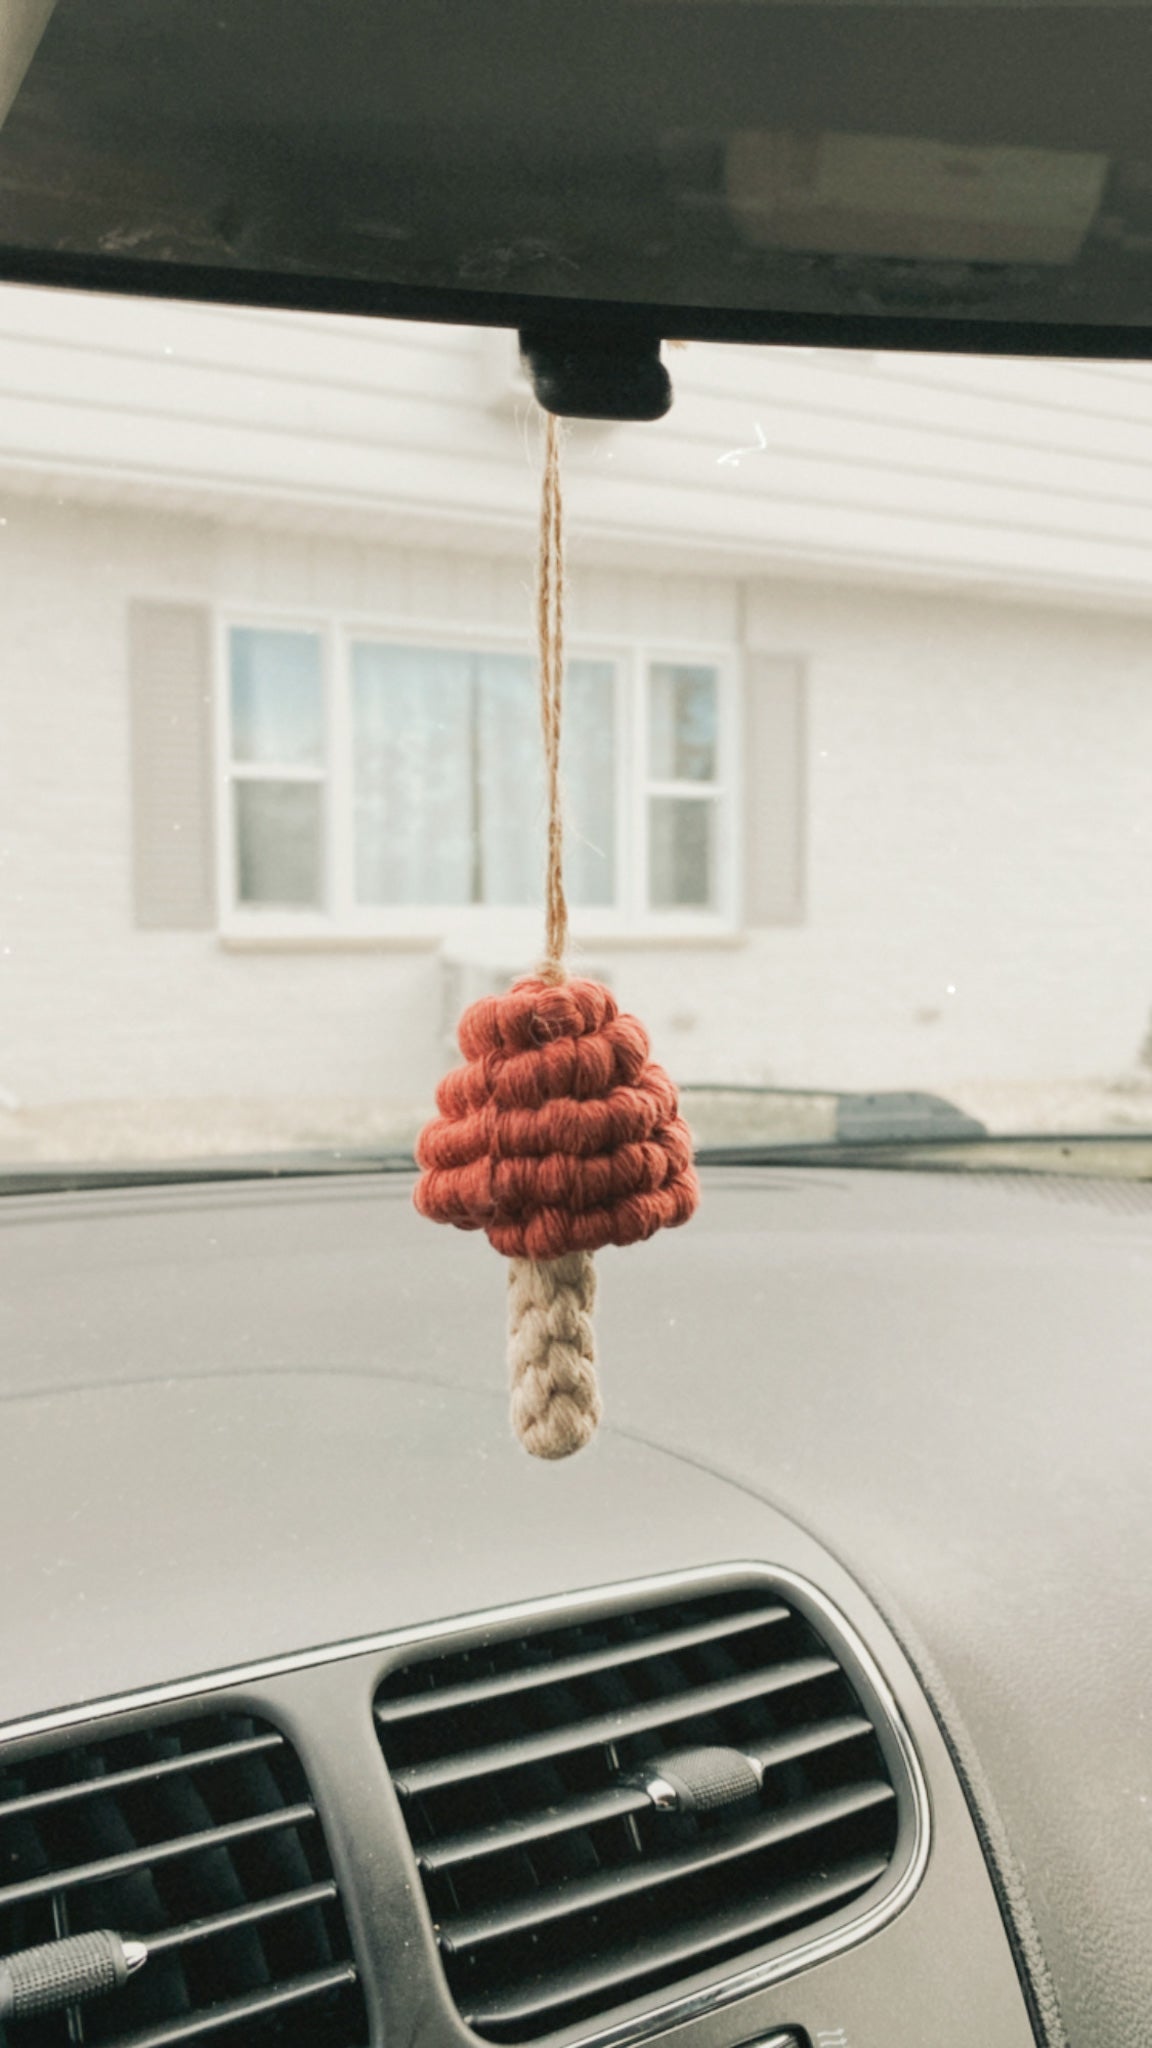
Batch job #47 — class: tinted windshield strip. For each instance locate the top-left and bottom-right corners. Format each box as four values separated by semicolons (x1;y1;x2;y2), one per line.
0;1155;418;1196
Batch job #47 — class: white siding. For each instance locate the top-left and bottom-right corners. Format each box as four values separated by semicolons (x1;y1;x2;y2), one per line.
4;287;1152;1141
3;492;1151;1122
622;581;1152;1094
6;287;1152;601
212;525;739;645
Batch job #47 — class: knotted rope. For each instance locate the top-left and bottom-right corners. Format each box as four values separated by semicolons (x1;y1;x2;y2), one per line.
507;1250;601;1459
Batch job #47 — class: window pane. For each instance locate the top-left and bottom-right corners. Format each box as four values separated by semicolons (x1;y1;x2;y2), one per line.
649;664;718;781
474;652;541;905
352;643;475;905
474;653;617;907
235;780;323;906
564;660;617;908
231;628;324;765
649;795;717;910
352;642;618;910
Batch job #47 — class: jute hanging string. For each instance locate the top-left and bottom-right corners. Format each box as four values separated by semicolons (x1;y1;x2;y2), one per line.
414;411;699;1459
537;413;568;985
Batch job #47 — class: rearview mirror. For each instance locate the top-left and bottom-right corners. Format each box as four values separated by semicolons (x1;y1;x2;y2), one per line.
4;2;1150;417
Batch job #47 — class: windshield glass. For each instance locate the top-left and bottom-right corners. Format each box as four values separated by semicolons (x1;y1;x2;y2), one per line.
5;285;1152;1169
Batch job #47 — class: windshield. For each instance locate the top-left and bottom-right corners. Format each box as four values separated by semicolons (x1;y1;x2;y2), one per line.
5;285;1152;1171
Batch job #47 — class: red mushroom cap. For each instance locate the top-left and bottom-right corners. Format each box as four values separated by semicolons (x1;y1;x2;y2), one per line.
414;977;699;1260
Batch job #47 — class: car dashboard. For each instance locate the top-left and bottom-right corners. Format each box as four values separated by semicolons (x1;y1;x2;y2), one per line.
2;1162;1148;2048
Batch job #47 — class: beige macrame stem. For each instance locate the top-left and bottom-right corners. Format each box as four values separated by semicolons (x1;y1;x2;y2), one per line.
508;1251;601;1459
537;412;568;986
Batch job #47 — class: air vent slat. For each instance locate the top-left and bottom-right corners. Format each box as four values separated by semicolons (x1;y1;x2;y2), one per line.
378;1605;790;1724
422;1712;877;1875
377;1581;907;2042
0;1800;317;1910
0;1733;285;1821
112;1963;359;2048
745;1713;875;1774
143;1879;340;1954
0;1710;366;2048
420;1784;653;1873
441;1781;895;1952
391;1655;839;1797
461;1853;892;2035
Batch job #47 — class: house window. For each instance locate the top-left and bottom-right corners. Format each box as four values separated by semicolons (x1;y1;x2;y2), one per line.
349;643;616;909
229;628;326;908
647;663;721;911
222;623;737;933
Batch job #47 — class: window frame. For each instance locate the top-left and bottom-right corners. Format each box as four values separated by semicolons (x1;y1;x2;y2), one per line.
216;604;742;944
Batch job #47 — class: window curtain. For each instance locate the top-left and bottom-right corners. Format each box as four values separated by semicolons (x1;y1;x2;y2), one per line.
351;644;615;909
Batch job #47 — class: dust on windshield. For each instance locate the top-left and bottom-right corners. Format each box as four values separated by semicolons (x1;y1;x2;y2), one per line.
4;287;1152;1167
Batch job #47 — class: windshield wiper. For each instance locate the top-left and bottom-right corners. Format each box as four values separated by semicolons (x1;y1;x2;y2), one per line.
681;1084;985;1145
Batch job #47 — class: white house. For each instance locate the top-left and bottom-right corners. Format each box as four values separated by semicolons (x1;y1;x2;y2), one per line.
4;282;1152;1159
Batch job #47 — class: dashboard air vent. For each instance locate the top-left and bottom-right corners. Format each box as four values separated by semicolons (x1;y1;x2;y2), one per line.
376;1581;904;2041
0;1709;366;2048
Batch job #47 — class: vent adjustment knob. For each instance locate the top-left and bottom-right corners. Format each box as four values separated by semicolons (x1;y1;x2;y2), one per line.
0;1931;148;2022
639;1746;764;1816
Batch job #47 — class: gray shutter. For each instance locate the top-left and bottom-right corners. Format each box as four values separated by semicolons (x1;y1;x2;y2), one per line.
0;2;56;128
128;601;216;929
742;653;806;926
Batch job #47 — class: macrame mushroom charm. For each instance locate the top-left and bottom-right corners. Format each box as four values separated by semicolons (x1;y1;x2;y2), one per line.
414;974;699;1457
413;413;699;1457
